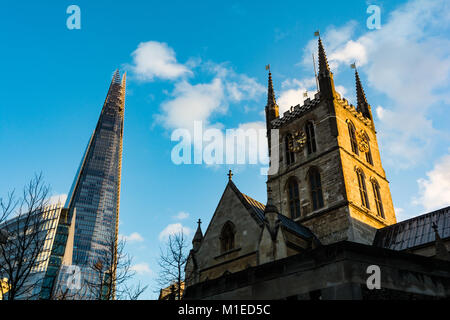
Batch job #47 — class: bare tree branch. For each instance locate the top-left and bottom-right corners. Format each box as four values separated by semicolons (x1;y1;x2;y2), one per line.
0;173;51;300
81;233;148;300
156;232;191;300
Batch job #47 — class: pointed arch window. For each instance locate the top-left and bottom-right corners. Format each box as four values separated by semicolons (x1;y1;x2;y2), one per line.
364;134;373;165
308;167;324;210
285;134;295;166
371;180;384;218
348;121;359;155
356;168;369;209
287;178;301;219
305;121;317;154
220;222;235;253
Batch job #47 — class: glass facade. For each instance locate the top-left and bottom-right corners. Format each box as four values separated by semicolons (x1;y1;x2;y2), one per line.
0;204;72;300
64;70;126;296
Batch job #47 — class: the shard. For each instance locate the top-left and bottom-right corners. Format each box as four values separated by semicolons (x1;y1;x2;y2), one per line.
63;70;126;297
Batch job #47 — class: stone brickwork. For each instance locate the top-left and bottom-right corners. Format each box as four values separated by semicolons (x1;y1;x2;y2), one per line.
184;241;450;300
267;85;396;246
189;184;262;284
334;94;396;228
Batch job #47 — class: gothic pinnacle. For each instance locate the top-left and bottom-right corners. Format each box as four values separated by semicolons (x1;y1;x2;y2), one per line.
354;66;372;120
315;35;336;101
267;68;277;107
318;37;331;78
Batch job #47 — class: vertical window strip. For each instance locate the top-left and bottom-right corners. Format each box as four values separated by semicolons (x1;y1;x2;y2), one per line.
309;169;324;210
306;122;317;154
221;223;235;253
357;170;369;208
365;134;373;165
288;179;301;219
285;135;295;165
372;181;385;218
348;122;359;155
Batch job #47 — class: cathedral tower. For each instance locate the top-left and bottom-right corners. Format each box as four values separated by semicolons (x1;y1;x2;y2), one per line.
265;38;396;245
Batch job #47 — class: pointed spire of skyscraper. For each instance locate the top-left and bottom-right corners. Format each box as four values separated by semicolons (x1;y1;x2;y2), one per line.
62;67;126;298
112;69;121;84
353;65;373;121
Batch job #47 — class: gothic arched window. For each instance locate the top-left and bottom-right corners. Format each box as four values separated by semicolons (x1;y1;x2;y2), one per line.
371;180;384;218
364;133;373;165
308;167;324;211
287;178;301;219
285;134;295;165
356;168;369;208
348;121;359;155
305;121;317;154
220;222;235;253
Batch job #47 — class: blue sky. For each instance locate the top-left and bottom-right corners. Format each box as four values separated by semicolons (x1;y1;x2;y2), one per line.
1;0;449;299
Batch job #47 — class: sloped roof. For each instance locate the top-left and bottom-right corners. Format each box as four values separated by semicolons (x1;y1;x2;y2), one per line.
373;206;450;251
271;94;321;129
228;181;315;240
241;193;265;222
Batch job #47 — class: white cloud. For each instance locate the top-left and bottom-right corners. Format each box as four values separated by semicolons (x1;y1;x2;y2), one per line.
415;154;450;211
156;61;265;135
157;78;226;131
120;232;144;243
226;73;265;102
278;77;317;114
375;106;385;120
300;0;450;168
159;223;193;242
48;194;67;206
393;207;417;222
329;40;368;68
301;21;359;71
130;41;192;81
131;263;153;275
173;211;189;220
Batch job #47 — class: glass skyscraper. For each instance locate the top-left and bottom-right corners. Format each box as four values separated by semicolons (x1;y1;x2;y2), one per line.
63;70;126;297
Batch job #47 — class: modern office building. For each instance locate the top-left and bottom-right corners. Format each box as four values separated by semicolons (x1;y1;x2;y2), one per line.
0;204;75;300
61;70;126;298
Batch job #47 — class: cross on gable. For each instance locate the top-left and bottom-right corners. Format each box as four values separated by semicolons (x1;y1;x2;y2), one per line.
227;170;233;181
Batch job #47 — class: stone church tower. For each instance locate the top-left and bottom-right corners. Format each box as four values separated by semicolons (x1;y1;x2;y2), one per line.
266;37;396;245
183;37;450;300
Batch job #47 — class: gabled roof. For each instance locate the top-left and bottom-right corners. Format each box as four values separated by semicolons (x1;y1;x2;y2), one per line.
373;206;450;251
228;181;316;240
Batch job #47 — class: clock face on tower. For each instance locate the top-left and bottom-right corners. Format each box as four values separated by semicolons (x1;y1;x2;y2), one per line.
288;130;307;153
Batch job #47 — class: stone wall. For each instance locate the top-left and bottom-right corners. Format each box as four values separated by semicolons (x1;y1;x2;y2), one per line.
184;241;450;300
266;92;397;246
192;185;263;283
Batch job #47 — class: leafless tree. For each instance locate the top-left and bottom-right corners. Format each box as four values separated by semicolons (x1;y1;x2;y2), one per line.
0;173;51;300
83;232;148;300
157;232;191;300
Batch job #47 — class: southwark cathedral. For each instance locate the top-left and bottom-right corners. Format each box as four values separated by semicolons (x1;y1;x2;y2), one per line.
183;38;450;300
